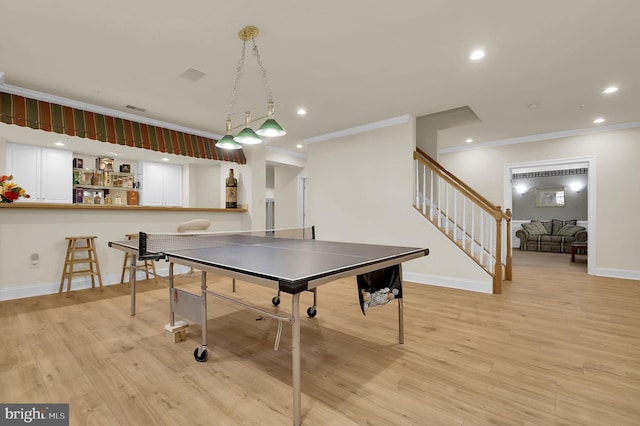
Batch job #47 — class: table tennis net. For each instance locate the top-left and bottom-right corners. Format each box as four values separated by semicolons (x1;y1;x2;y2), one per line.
138;226;315;259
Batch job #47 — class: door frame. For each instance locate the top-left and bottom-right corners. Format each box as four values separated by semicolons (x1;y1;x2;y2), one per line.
504;156;596;275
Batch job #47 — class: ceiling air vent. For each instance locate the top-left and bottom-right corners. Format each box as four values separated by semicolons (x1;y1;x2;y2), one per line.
126;104;147;112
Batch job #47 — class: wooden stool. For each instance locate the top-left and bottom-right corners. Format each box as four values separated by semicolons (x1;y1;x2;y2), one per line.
59;236;104;295
120;233;157;285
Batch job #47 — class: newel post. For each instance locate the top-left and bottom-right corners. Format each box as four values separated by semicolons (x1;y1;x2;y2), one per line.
493;206;503;294
504;208;512;281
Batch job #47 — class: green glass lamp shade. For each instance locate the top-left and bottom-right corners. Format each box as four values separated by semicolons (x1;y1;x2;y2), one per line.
233;127;262;144
215;134;242;150
256;118;286;137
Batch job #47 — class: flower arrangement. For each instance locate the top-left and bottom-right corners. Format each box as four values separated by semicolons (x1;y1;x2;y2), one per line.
1;175;31;203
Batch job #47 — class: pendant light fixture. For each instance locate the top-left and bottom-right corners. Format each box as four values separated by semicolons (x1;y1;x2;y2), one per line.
216;119;241;149
215;26;286;150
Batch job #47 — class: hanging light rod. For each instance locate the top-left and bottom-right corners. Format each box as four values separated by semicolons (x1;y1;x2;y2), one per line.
216;25;286;150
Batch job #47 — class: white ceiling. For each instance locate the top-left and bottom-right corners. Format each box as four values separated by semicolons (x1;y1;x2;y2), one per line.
1;0;639;160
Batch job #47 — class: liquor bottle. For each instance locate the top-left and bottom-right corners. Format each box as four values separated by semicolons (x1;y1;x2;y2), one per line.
225;169;238;209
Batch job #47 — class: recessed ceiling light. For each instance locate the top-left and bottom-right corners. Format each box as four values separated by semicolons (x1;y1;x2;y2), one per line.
465;138;473;143
54;142;65;146
470;49;486;61
603;86;618;94
296;144;303;149
593;117;605;124
162;157;170;162
297;108;307;115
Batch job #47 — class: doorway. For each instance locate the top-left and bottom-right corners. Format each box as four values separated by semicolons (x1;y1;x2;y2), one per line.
504;156;596;275
266;199;275;230
298;176;307;229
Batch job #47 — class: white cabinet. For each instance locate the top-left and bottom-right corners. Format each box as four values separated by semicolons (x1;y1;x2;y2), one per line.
6;143;72;203
139;161;182;206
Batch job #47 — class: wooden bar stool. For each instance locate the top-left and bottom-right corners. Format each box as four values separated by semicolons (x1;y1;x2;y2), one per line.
120;233;157;285
59;236;104;296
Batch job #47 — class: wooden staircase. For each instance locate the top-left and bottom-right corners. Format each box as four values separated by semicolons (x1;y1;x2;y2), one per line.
414;148;512;293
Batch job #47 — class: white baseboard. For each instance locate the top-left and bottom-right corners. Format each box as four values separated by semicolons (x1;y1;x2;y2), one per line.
403;271;493;294
593;267;640;281
0;265;189;301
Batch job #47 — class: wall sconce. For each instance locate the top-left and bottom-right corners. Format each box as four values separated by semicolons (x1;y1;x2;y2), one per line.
569;182;583;192
514;184;528;195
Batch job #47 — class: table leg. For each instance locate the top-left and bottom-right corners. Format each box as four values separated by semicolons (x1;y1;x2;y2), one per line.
130;254;137;316
169;263;175;326
398;264;404;344
201;271;208;347
571;247;576;263
292;292;301;426
398;298;404;344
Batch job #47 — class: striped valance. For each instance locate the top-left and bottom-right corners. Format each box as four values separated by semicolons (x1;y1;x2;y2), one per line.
0;92;246;164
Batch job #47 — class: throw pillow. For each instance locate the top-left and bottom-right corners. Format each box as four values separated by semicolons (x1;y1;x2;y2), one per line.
522;221;548;235
552;219;577;235
556;224;585;237
540;220;553;235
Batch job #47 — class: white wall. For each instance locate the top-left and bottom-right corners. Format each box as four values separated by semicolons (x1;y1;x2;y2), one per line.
242;144;267;229
439;127;640;280
0;208;252;300
193;163;220;208
266;148;307;229
306;119;492;293
274;165;304;229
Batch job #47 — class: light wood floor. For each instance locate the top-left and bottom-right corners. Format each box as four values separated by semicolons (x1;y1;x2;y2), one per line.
2;250;639;425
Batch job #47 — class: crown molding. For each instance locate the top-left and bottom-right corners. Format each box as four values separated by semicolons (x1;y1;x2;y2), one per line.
304;114;411;144
439;120;640;154
265;145;307;160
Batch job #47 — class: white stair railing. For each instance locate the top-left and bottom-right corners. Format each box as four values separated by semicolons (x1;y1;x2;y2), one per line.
413;149;511;294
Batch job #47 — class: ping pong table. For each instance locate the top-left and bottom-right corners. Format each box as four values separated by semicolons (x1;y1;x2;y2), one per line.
109;227;428;426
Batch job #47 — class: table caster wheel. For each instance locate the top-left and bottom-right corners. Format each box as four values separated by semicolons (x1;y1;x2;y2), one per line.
194;347;208;362
272;296;281;306
307;307;317;318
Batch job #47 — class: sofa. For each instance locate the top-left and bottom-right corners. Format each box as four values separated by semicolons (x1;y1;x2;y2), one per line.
516;219;587;253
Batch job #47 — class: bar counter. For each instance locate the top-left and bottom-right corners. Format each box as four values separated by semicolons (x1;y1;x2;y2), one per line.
0;203;248;212
0;203;251;301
